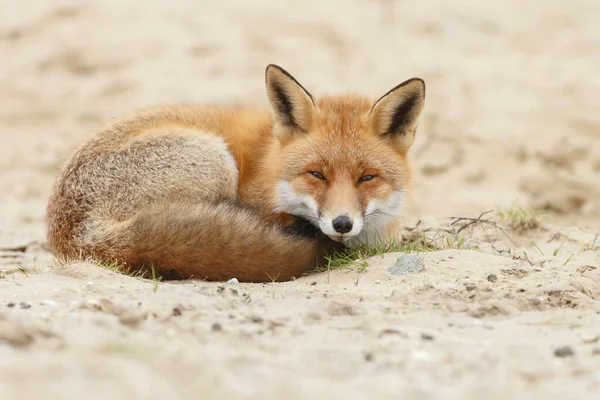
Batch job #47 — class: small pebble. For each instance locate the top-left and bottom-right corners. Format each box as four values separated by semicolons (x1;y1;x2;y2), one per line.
487;274;498;282
581;334;600;344
310;281;317;286
211;322;223;332
7;303;15;308
19;302;31;309
364;352;374;362
227;278;239;284
421;333;435;341
554;345;575;358
388;254;423;276
380;328;408;338
230;289;239;296
592;348;600;356
172;307;182;317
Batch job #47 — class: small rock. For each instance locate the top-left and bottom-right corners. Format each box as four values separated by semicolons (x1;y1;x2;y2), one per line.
487;274;498;282
592;348;600;356
268;320;285;329
364;352;374;362
19;302;31;310
554;345;575;358
379;328;408;338
118;312;147;328
230;289;239;296
387;254;423;276
465;284;476;291
227;278;239;284
248;316;264;324
172;307;182;317
421;333;435;341
7;303;15;308
581;334;600;344
310;281;317;286
211;322;223;332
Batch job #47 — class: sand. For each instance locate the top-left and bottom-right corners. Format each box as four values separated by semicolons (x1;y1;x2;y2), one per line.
1;0;600;398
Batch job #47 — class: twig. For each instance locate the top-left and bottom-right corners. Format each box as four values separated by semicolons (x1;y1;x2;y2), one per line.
449;210;495;234
448;210;534;267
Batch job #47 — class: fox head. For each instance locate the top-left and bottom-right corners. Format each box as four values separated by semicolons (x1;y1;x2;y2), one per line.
265;64;425;244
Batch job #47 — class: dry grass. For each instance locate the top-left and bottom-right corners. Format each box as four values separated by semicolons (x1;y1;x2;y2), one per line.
498;204;545;233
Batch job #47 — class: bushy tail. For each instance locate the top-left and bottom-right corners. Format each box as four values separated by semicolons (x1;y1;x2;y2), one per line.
72;199;341;282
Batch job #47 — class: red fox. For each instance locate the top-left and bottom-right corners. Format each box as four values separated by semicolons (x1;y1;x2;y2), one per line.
46;65;425;282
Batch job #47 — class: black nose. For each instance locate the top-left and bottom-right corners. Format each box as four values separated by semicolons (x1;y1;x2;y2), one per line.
332;215;353;234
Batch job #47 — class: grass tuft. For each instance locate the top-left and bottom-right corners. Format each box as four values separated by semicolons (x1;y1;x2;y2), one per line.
319;229;472;273
498;204;544;233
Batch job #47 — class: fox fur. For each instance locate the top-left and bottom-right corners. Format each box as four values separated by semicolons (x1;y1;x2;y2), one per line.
46;64;425;282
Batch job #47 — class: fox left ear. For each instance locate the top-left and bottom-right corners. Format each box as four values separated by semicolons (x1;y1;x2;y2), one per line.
369;78;425;152
265;64;316;141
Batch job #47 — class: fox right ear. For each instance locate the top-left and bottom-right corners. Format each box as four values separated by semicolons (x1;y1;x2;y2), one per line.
369;78;425;152
265;64;316;140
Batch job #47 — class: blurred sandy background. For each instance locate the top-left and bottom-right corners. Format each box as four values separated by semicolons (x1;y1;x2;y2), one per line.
1;1;600;399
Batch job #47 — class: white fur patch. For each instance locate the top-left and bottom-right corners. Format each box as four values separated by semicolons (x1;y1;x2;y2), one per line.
275;181;405;244
353;189;405;245
275;181;319;223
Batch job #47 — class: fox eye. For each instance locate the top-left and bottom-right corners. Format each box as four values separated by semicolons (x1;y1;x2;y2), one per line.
359;175;376;183
308;171;326;181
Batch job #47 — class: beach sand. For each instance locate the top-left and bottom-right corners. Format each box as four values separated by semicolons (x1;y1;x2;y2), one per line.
1;1;599;398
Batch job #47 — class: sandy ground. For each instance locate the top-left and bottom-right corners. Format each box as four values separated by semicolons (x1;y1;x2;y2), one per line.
1;0;600;398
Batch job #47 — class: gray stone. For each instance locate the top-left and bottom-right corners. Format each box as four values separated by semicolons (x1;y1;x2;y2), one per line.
387;254;424;276
554;345;575;358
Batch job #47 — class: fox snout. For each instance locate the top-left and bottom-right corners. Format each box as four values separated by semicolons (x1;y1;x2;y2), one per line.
276;181;368;243
318;212;364;243
332;215;353;234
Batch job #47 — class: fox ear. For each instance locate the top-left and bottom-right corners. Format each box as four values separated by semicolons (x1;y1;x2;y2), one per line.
369;78;425;152
265;64;315;140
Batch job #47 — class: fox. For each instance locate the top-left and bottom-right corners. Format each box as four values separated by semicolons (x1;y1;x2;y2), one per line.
45;64;425;283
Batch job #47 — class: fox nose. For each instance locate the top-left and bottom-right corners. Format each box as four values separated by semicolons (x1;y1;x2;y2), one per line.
332;215;353;234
